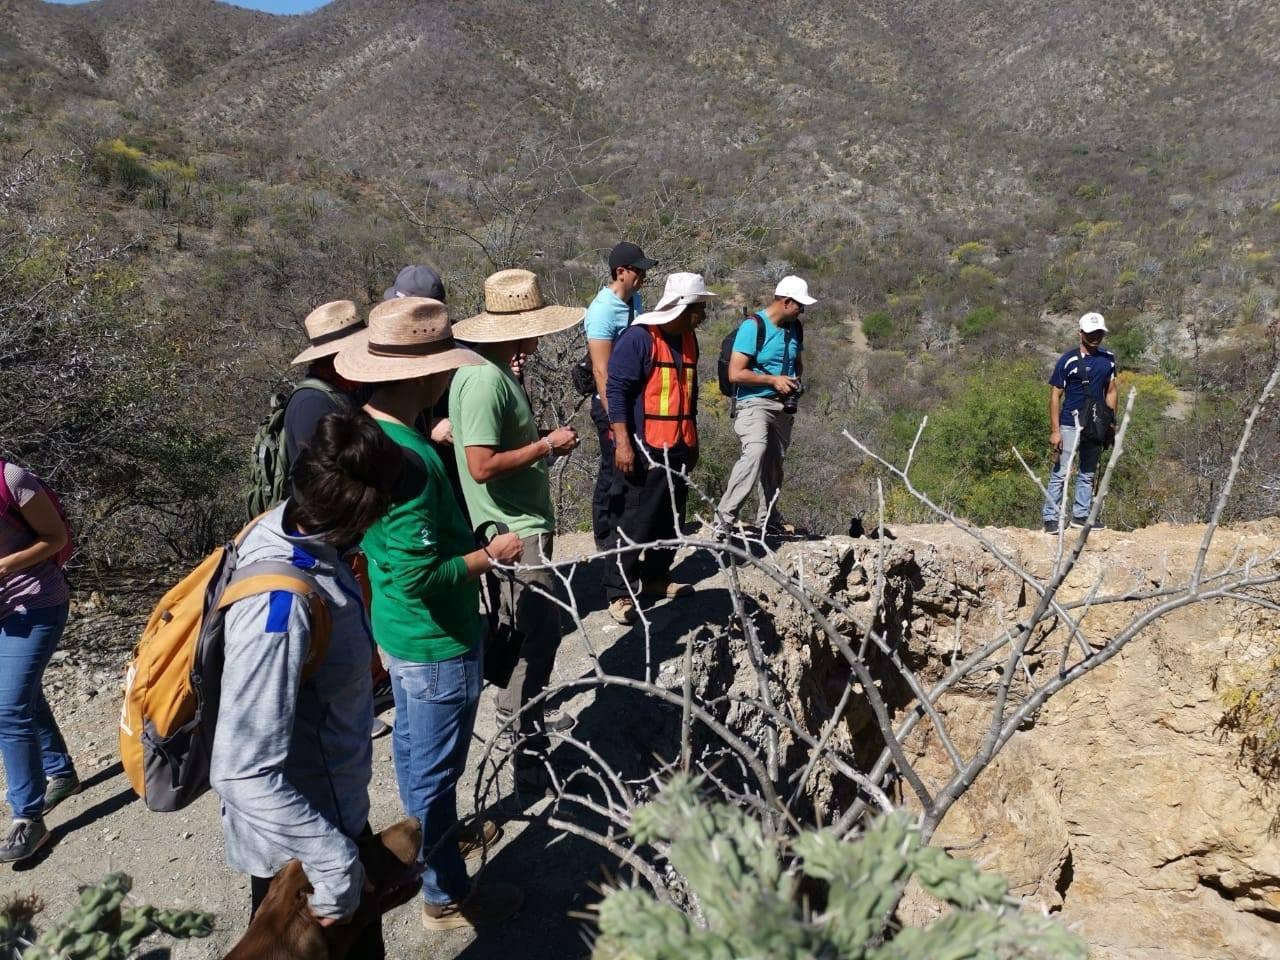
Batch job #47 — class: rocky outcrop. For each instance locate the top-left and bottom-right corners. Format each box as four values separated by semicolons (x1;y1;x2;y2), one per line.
697;522;1280;960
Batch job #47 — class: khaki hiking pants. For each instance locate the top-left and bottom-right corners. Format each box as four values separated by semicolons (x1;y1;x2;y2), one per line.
717;398;794;528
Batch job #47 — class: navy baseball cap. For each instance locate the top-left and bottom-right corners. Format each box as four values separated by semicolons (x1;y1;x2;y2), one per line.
384;265;447;302
607;242;657;274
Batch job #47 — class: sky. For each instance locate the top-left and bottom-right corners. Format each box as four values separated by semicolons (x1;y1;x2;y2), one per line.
47;0;330;12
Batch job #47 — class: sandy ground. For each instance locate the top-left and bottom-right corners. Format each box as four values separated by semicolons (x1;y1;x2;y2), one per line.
0;531;748;959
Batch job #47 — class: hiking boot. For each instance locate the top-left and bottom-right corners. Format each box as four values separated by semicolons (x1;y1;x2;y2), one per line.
539;709;575;733
641;579;693;600
421;882;524;931
1043;521;1059;534
42;774;82;814
1070;516;1105;529
371;717;392;740
765;520;804;536
0;819;49;864
608;597;637;624
372;677;395;714
458;819;500;864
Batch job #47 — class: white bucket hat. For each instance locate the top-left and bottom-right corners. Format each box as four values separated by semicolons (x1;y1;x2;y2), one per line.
774;275;818;305
633;272;718;326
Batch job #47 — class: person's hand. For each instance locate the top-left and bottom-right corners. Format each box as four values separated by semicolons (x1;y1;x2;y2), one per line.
487;532;524;565
308;909;350;929
772;376;799;396
614;438;635;475
546;426;579;455
1050;430;1062;455
430;417;454;445
509;353;527;379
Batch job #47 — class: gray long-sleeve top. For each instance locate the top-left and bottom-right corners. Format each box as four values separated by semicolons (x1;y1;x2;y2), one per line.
209;503;374;919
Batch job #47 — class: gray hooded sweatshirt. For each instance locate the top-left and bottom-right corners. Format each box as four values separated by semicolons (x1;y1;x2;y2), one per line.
209;503;373;919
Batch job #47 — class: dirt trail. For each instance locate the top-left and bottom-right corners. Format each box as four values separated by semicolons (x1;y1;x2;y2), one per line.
0;532;743;960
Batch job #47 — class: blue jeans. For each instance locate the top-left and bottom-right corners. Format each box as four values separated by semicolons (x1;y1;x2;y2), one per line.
1042;425;1103;523
0;602;75;820
387;641;483;906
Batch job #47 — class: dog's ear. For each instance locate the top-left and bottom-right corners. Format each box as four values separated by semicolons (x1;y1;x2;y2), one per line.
223;861;319;960
363;819;422;865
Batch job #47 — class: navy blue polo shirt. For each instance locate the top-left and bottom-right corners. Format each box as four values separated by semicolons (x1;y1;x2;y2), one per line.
1049;347;1117;427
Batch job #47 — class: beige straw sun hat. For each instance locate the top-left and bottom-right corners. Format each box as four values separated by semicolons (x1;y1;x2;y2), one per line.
333;297;485;383
291;300;366;365
451;269;584;343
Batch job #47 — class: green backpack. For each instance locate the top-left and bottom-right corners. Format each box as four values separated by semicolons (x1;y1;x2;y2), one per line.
245;377;345;519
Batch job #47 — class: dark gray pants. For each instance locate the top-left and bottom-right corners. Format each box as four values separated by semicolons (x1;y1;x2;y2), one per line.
493;533;562;723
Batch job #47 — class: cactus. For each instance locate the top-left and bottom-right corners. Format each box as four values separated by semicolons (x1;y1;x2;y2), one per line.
1;874;212;960
593;776;1085;960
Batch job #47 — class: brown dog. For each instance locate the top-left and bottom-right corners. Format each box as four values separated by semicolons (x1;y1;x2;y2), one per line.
224;818;422;960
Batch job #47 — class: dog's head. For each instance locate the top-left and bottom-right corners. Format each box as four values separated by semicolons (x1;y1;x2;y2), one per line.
224;817;423;960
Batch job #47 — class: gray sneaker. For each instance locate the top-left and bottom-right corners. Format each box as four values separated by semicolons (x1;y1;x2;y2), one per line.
0;818;49;863
42;774;82;814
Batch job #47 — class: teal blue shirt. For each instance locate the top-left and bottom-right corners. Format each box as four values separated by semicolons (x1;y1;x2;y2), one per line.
584;287;643;342
732;311;803;400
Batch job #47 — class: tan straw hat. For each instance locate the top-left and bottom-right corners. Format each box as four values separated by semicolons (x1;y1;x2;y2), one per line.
333;297;485;383
452;269;584;343
291;300;366;365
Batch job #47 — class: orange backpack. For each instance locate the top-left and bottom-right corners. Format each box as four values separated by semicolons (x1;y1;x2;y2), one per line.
119;518;331;812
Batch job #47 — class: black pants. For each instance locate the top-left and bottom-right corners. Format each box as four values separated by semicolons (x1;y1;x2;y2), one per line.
590;396;615;551
250;824;385;960
602;448;693;601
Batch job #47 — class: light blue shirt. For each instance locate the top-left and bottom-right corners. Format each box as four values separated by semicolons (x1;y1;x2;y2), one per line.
584;286;642;342
732;310;802;400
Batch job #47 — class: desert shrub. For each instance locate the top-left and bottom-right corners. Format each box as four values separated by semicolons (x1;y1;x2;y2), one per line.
957;305;1000;341
1107;321;1149;364
90;137;153;193
0;872;212;959
952;240;990;264
862;311;896;347
1220;653;1280;787
591;777;1084;960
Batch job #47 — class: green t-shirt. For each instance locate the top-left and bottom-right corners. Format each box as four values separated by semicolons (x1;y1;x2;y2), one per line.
449;358;554;538
360;419;480;663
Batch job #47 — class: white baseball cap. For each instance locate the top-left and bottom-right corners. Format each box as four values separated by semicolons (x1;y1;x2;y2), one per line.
774;275;818;305
1079;312;1108;333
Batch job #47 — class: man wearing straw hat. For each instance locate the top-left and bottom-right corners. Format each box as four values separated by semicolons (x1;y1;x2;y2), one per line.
450;269;582;752
282;300;367;476
335;297;527;931
603;272;715;624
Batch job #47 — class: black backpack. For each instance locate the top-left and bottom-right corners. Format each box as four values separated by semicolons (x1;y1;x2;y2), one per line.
717;310;803;396
571;297;636;396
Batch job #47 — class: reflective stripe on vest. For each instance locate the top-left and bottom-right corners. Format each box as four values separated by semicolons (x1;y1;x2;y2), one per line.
642;328;698;449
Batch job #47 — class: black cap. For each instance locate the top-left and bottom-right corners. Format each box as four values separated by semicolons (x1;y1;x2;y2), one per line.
383;265;447;302
607;242;657;275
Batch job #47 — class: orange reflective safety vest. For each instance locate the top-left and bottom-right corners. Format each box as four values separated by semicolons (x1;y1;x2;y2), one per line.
641;327;698;449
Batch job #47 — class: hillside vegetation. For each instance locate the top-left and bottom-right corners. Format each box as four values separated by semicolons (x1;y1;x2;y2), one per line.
1;0;1278;565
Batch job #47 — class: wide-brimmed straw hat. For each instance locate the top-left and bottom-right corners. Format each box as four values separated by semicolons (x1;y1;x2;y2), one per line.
633;272;718;326
334;297;485;383
291;300;366;365
451;269;584;343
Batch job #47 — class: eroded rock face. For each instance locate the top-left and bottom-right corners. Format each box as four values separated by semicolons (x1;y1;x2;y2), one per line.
698;522;1280;960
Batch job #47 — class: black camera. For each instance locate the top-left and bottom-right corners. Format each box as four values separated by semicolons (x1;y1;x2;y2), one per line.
781;380;805;414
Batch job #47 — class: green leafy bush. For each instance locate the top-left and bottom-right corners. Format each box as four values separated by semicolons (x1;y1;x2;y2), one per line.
863;311;896;347
592;777;1084;960
958;306;1001;340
